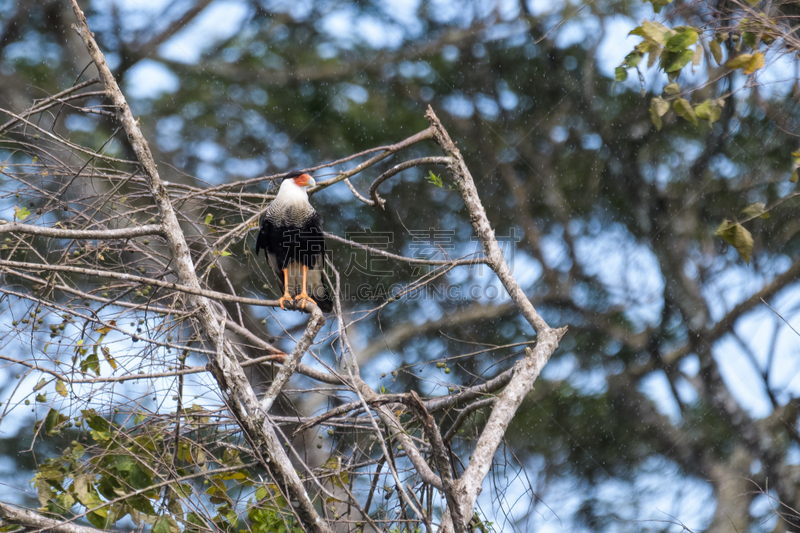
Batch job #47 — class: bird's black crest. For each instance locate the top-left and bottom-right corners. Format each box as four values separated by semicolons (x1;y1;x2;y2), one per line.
282;170;306;181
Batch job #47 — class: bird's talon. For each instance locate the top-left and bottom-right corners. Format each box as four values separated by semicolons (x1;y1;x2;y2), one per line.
278;294;292;310
294;292;317;310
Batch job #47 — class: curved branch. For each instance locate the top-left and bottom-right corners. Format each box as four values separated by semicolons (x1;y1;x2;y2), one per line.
344;177;374;205
442;397;496;443
369;156;451;209
308;127;435;195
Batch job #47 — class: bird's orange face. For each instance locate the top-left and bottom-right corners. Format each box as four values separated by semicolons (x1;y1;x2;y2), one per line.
293;173;313;187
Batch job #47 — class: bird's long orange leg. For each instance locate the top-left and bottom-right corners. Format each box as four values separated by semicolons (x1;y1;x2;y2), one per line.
278;268;292;310
294;264;318;309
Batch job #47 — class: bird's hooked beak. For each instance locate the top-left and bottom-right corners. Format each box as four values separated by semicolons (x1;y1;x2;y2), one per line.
293;173;316;188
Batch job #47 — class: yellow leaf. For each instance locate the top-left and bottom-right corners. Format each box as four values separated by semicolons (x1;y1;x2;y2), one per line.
56;380;68;397
673;98;698;126
101;347;117;370
726;52;763;73
646;42;662;68
692;45;703;66
709;39;722;65
714;219;754;264
744;52;764;74
741;202;770;219
641;20;673;44
651;97;669;117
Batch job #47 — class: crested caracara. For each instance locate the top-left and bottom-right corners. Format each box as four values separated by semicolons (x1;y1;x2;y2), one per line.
256;171;333;312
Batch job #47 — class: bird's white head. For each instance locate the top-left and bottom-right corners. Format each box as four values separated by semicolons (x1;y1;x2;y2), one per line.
276;172;316;205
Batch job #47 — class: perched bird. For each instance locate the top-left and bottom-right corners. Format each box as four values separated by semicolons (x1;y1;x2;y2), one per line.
256;171;333;312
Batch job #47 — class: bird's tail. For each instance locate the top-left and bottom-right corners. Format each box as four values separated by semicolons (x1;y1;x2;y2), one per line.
314;284;334;313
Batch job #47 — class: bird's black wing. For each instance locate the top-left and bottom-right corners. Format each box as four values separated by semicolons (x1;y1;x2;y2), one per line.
255;215;271;257
307;212;333;312
255;215;284;292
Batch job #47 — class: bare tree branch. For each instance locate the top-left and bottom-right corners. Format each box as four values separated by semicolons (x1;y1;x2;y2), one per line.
425;106;566;531
67;3;333;532
0;502;101;533
0;221;163;239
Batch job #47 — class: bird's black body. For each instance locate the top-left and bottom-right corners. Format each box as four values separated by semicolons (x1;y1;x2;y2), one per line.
255;172;333;312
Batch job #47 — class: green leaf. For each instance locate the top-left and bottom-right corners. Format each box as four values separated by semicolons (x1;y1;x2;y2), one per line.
35;393;47;403
186;513;208;530
72;443;84;459
204;214;213;225
741;202;770;219
44;408;68;435
664;82;680;95
615;66;628;82
742;31;758;49
33;378;47;391
129;463;152;489
661;48;694;72
87;512;109;529
649;0;673;13
673;98;698;125
665;27;697;52
177;440;193;463
425;171;444;188
212;250;232;257
792;170;799;183
13;206;30;221
255;485;268;500
127;494;156;515
153;516;172;533
82;409;112;440
714;219;754;264
709;39;723;65
80;351;100;376
623;51;642;68
115;455;135;472
174;483;193;498
694;100;722;123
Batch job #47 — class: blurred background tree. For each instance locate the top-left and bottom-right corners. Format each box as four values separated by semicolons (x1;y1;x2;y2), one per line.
2;0;800;532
